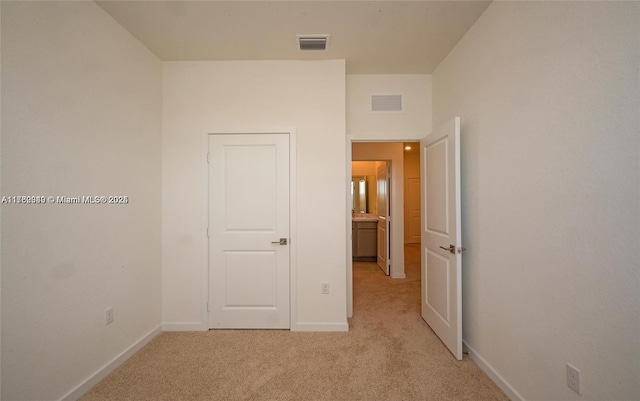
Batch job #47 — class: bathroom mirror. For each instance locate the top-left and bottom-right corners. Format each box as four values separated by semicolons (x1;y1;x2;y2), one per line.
351;176;367;213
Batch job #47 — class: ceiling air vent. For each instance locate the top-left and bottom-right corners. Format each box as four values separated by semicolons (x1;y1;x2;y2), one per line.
370;94;404;113
297;35;330;51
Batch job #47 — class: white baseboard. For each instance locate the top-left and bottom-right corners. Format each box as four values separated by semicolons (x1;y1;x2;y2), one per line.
463;341;524;401
292;322;349;332
60;325;162;401
163;321;349;332
162;322;207;331
391;273;406;279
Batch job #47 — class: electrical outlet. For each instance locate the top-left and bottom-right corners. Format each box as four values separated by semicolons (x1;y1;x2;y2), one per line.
321;283;330;294
567;363;581;395
105;307;114;325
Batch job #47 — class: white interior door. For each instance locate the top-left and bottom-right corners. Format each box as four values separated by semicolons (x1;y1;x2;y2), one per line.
209;133;290;329
420;117;463;360
376;162;390;275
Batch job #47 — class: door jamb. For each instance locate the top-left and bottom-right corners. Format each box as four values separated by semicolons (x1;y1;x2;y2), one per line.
346;136;353;318
202;129;297;330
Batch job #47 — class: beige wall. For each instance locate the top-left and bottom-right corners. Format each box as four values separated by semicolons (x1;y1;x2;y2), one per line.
352;161;377;176
352;161;377;213
403;146;420;244
1;2;162;399
433;2;640;400
347;74;432;140
162;60;348;330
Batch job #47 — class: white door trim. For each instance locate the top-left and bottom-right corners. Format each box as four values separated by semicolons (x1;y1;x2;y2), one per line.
202;129;297;331
346;135;353;318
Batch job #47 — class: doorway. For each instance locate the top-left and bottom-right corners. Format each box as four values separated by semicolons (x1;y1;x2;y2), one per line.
351;160;390;275
349;141;419;316
348;120;462;360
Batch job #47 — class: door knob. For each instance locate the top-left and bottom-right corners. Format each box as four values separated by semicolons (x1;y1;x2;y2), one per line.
439;244;466;254
271;238;287;245
440;245;455;254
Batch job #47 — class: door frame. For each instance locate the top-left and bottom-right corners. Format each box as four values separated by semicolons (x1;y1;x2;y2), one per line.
202;129;297;330
347;139;409;318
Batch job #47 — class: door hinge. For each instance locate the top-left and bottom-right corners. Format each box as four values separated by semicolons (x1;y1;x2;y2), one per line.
207;153;210;163
207;227;210;238
207;302;209;312
457;246;466;254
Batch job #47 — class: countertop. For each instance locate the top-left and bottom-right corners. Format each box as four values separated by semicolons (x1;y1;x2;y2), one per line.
352;214;379;222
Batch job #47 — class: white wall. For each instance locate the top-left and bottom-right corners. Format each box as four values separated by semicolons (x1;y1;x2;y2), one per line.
433;2;639;400
162;60;347;330
347;74;432;140
1;2;162;400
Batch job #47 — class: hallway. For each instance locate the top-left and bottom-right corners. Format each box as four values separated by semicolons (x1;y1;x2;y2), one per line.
352;243;422;328
350;244;507;399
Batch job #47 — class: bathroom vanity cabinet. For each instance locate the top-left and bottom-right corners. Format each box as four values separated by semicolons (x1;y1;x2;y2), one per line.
352;219;377;261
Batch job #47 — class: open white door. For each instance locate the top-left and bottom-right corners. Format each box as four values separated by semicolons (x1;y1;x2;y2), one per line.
376;162;391;275
420;117;463;360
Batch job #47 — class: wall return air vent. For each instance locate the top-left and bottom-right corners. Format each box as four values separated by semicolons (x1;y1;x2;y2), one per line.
370;94;404;113
297;35;330;51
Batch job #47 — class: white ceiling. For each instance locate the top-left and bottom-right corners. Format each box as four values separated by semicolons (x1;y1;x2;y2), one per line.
96;1;491;74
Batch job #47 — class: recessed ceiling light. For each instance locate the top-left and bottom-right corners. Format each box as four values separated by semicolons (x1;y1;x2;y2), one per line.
297;34;330;51
404;146;412;151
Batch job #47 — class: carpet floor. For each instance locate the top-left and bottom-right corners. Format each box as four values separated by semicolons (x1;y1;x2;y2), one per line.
81;245;507;400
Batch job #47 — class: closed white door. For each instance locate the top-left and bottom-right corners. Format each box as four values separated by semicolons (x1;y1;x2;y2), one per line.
209;133;290;329
376;162;390;275
420;117;463;360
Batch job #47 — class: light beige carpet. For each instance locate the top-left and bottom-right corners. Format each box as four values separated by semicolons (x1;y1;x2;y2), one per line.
82;245;507;400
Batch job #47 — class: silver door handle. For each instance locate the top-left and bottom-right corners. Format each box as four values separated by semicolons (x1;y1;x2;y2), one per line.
440;244;466;254
440;245;455;254
271;238;287;245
